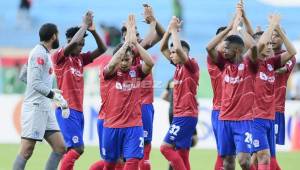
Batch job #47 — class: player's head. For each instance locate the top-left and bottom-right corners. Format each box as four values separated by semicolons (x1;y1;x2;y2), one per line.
253;31;264;42
169;40;190;64
271;29;284;51
216;26;227;52
113;43;135;72
121;26;142;43
65;26;88;55
223;35;244;60
260;41;273;58
39;23;59;49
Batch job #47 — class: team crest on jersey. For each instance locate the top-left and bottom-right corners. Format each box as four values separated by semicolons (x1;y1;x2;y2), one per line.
267;64;273;71
287;60;292;67
36;57;45;65
238;64;245;71
129;70;136;78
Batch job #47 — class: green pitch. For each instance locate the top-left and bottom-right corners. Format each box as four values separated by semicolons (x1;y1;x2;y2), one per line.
1;144;299;170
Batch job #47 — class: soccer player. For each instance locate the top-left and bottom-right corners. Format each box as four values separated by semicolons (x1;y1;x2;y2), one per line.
136;4;165;170
208;2;254;169
273;27;296;169
89;4;165;170
251;14;297;170
160;16;199;170
100;14;154;170
13;23;67;170
161;78;198;170
206;11;258;169
51;11;107;170
207;26;226;170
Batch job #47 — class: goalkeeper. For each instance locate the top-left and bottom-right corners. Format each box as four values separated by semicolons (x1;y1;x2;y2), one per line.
13;23;67;170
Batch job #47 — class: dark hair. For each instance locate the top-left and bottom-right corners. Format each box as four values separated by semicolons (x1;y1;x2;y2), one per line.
216;26;227;35
39;23;58;42
65;26;88;39
224;35;244;47
121;26;127;35
170;40;190;52
252;31;264;40
113;43;133;56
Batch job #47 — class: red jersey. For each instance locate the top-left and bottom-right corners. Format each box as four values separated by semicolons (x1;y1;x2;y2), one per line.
173;58;199;117
207;56;222;110
134;56;154;104
98;56;112;119
52;48;92;112
217;54;257;120
253;56;281;120
274;50;296;113
102;65;145;128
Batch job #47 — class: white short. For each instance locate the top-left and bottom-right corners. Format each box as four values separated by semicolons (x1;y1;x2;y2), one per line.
21;103;59;141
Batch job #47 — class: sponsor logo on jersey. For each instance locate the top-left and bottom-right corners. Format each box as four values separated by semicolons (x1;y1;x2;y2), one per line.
70;67;83;77
115;81;139;91
224;75;243;84
259;72;275;83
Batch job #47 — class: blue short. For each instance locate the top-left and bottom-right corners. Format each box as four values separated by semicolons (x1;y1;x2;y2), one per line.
102;126;144;162
97;119;104;158
217;120;252;156
252;118;276;156
141;104;154;144
55;108;84;148
164;117;198;149
275;112;285;145
211;110;220;152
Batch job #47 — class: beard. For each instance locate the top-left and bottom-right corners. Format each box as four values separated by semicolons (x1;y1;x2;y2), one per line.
52;38;59;49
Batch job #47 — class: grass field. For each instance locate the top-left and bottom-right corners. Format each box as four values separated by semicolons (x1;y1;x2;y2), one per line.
1;144;299;170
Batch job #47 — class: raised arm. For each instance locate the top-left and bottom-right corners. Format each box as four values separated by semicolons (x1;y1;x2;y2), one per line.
238;0;254;36
136;43;154;75
140;4;165;50
206;22;232;63
104;42;128;78
275;25;297;65
127;14;154;75
169;16;188;64
257;14;281;53
63;11;93;56
160;27;172;61
88;22;107;60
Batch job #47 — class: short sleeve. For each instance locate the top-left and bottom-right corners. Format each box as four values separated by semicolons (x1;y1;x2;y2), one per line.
269;55;282;70
285;56;296;73
103;65;116;80
245;56;258;74
52;48;65;65
81;51;93;66
215;51;226;70
184;58;199;73
136;65;147;79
